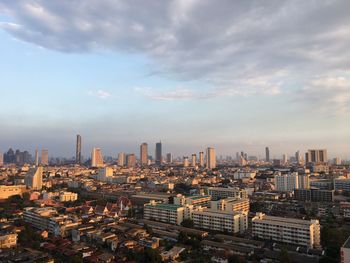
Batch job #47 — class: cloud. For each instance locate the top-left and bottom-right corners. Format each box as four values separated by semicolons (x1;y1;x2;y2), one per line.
1;0;350;102
298;76;350;115
87;89;111;99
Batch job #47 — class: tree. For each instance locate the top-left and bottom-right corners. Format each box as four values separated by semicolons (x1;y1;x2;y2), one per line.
139;248;162;263
181;219;194;228
228;255;241;263
279;248;291;263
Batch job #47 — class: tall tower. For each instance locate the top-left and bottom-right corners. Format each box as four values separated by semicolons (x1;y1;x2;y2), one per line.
295;151;301;165
155;141;162;165
126;154;136;167
191;154;197;167
265;147;270;162
199;151;204;167
118;152;125;166
140;143;148;166
91;148;104;167
206;147;216;169
25;166;43;190
166;153;172;164
41;149;49;166
35;147;39;166
183;157;189;167
76;134;82;164
0;153;3;166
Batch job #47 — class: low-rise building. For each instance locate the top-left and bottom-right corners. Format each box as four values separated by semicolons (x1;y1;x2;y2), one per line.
252;212;320;248
59;191;78;202
0;185;26;199
0;231;17;249
207;187;247;200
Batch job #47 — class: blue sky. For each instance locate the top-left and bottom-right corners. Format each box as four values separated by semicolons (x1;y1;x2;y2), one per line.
1;1;350;159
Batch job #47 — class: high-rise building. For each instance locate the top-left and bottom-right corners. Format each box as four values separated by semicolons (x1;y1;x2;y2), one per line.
295;151;301;165
76;134;81;164
140;143;148;166
155;141;162;165
191;154;196;167
0;153;3;166
126;154;136;167
41;150;49;166
274;172;310;192
35;148;39;166
305;149;328;163
166;153;172;164
199;152;204;167
206;147;216;169
25;166;43;190
282;154;288;165
91;148;104;167
183;157;189;167
265;147;270;162
118;152;125;166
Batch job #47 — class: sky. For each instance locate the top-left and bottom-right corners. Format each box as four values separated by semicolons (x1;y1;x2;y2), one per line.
0;0;350;159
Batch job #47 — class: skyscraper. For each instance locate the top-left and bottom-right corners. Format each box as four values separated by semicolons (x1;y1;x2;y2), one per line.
282;154;288;165
35;148;39;166
140;143;148;166
199;151;204;167
126;154;136;167
191;154;197;167
118;152;125;166
206;147;216;169
265;147;270;162
91;148;104;167
295;151;301;165
41;150;49;166
306;149;328;163
25;166;43;190
155;141;162;165
0;153;3;166
183;156;189;167
76;134;82;164
166;153;172;164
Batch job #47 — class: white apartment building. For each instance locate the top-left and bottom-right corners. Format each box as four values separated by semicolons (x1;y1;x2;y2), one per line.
144;201;190;225
192;208;247;233
274;172;310;192
252;213;320;248
24;207;79;236
207;187;248;200
173;194;211;207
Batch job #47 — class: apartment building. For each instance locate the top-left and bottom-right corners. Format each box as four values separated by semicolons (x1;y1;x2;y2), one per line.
207;187;248;200
334;178;350;192
294;188;334;202
143;201;188;225
23;207;79;236
59;191;78;202
0;185;26;199
192;208;247;233
274;172;310;192
210;197;250;213
173;194;211;207
252;213;320;248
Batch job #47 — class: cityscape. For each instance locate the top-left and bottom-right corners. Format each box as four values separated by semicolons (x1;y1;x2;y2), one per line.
1;1;350;263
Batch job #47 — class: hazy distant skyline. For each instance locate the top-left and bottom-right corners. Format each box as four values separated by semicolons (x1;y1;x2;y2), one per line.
1;1;350;158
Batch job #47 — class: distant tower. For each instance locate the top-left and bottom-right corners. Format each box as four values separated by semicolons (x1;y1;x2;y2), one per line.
118;152;125;166
35;148;39;166
140;143;148;166
183;157;189;167
126;154;136;167
91;148;104;167
265;147;270;162
206;147;216;169
295;151;301;165
0;153;3;166
76;134;82;164
155;141;162;165
41;150;49;166
282;154;288;165
199;152;204;167
25;166;43;190
166;153;172;164
191;154;197;167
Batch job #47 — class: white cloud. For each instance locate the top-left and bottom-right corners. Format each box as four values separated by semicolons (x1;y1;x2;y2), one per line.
1;1;350;105
88;89;111;99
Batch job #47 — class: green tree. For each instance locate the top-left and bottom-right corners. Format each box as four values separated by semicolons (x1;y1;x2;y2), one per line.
228;254;241;263
279;248;291;263
181;218;194;228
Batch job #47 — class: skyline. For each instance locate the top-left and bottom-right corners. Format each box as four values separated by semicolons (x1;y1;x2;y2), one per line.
1;1;350;157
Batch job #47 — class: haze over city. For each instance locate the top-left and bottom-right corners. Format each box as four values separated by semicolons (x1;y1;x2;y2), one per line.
1;0;350;157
